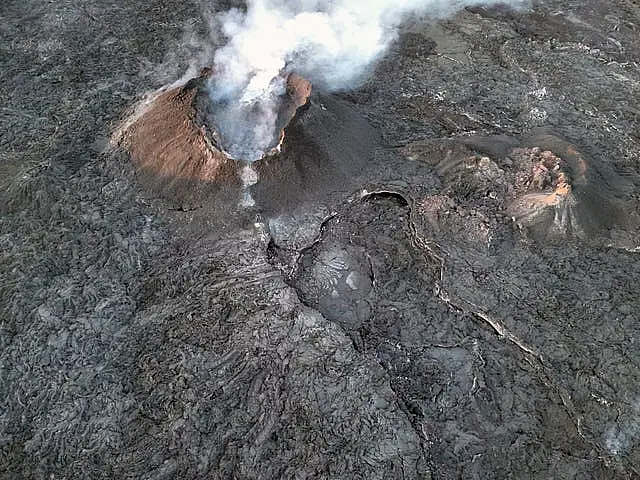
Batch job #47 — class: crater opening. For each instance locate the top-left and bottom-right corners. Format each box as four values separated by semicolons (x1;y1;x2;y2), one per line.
201;71;312;161
114;69;312;202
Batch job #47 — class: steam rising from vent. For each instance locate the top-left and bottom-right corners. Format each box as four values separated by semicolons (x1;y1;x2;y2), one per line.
208;0;526;160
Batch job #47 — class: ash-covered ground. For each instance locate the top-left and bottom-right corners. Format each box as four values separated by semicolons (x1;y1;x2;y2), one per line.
1;0;640;478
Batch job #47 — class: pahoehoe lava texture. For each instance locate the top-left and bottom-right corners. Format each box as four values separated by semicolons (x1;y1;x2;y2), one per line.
273;193;623;479
1;0;640;479
286;194;438;341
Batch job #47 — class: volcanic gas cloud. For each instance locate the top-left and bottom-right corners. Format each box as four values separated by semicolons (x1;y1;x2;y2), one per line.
207;0;527;161
118;0;528;193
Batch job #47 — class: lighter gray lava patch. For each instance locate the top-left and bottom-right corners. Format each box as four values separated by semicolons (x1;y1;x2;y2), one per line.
275;193;440;344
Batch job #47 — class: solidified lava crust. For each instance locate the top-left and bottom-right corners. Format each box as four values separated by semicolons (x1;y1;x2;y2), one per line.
3;2;640;480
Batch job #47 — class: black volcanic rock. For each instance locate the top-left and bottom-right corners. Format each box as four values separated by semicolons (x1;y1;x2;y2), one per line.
253;92;382;213
1;1;639;479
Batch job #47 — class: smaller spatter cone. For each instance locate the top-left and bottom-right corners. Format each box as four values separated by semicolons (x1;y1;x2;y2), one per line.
401;138;587;237
114;69;312;205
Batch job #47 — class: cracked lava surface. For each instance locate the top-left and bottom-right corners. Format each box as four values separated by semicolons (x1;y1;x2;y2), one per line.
1;1;640;479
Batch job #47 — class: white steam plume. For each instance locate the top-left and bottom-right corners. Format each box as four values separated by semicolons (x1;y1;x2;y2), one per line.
208;0;526;160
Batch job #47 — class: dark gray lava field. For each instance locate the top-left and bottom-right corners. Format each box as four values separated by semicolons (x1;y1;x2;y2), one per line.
1;0;640;478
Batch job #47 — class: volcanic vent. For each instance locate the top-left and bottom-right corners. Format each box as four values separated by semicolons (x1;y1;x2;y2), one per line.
115;69;312;206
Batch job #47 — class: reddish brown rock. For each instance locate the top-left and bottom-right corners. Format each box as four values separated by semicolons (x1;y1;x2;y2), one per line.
114;71;236;207
114;71;312;207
